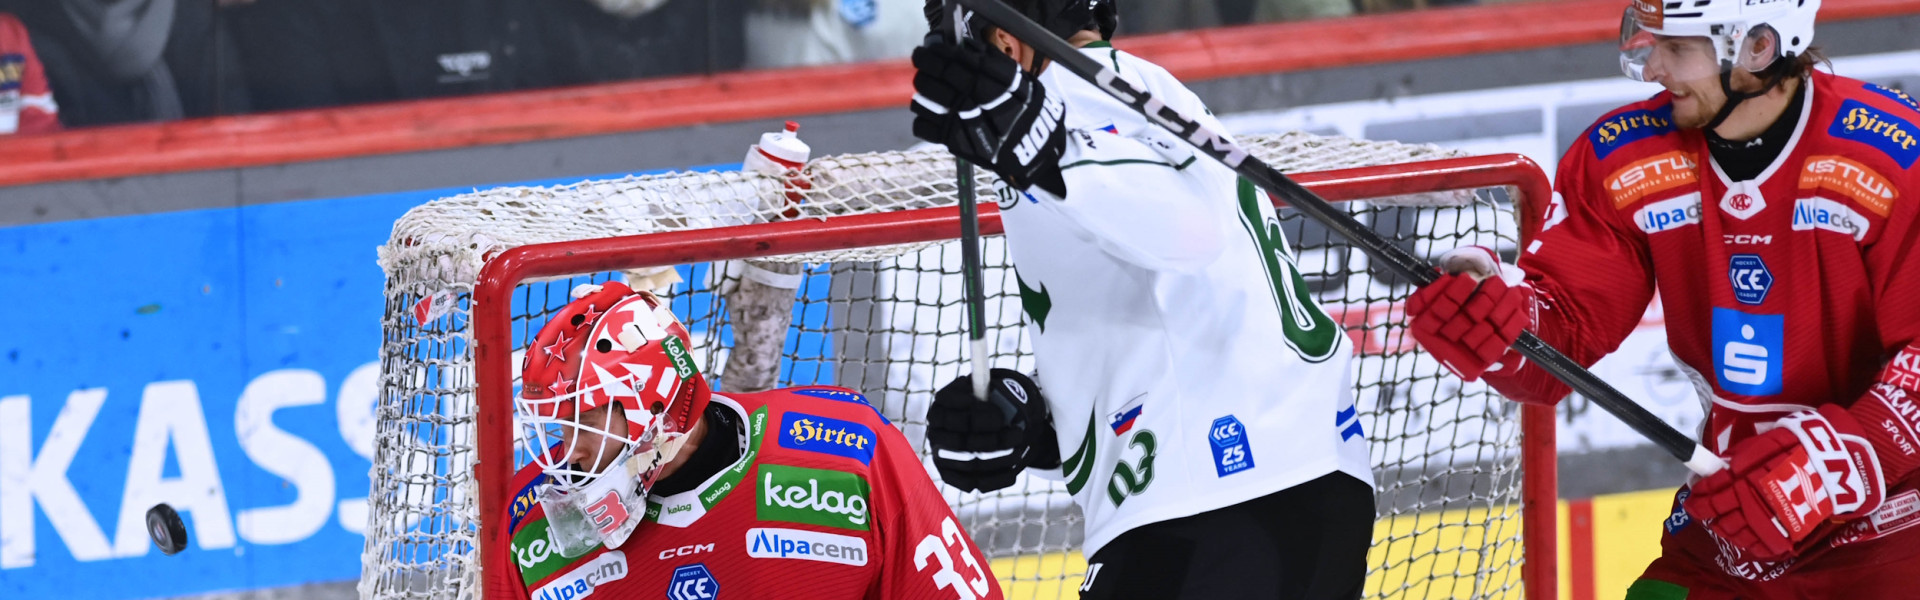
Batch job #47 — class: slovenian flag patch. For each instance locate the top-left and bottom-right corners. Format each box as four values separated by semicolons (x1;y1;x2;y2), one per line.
1108;404;1142;435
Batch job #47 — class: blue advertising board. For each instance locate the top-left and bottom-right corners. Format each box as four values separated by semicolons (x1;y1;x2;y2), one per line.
0;162;839;599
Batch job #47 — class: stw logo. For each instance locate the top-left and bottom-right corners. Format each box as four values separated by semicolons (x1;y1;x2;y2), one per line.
1607;151;1697;208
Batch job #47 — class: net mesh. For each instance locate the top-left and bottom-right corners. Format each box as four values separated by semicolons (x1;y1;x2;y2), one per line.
368;132;1531;600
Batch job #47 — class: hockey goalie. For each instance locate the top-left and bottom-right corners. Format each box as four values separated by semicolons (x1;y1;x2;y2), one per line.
496;281;1004;600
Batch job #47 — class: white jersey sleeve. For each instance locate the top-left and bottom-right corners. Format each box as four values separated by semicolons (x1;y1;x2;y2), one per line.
996;42;1375;557
1008;43;1246;273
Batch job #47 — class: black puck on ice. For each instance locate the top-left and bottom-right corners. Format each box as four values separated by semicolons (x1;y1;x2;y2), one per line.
147;503;189;556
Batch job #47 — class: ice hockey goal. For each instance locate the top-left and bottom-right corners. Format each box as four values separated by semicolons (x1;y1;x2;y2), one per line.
367;132;1557;600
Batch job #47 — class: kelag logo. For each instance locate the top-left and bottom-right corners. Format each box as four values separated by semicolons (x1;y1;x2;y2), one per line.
758;464;871;531
778;412;875;465
1728;255;1773;305
1712;307;1784;396
1829;100;1920;168
1590;106;1675;159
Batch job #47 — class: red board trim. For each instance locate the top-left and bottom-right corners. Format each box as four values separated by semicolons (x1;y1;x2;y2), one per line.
1;0;1913;188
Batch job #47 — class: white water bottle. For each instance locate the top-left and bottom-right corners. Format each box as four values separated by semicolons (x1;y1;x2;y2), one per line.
743;120;812;219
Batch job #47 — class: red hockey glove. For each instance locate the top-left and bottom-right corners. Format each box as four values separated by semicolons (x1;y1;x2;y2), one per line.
1685;343;1920;560
1406;247;1533;382
1684;406;1890;560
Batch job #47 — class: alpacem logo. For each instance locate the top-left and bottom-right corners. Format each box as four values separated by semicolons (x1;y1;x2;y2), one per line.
531;551;628;600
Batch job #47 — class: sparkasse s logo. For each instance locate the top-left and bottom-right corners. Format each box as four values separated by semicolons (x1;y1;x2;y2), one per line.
1712;308;1784;396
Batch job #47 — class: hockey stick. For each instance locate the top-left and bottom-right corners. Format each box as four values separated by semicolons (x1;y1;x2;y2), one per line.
946;1;995;401
958;0;1728;476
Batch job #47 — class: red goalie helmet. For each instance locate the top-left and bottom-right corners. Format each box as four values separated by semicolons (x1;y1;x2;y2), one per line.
516;280;709;495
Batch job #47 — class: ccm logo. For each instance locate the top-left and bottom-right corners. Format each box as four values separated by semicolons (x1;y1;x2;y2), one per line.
659;544;714;560
1724;234;1773;245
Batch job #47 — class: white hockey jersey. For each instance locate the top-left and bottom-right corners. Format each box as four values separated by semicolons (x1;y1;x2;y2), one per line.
1000;41;1374;556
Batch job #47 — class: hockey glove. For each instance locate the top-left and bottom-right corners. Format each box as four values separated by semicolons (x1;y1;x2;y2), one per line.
1405;247;1534;382
910;36;1069;198
926;369;1063;493
1685;343;1920;560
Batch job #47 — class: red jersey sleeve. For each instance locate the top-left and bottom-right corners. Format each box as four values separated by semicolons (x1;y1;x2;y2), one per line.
0;13;60;134
867;422;1005;600
1483;138;1659;404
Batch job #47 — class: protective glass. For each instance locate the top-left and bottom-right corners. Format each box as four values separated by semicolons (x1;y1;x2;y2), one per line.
1619;8;1723;83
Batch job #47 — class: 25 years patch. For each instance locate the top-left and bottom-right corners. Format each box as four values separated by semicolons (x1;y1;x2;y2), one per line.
1208;415;1256;477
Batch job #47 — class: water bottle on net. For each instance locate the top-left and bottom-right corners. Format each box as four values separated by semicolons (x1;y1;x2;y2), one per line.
742;120;813;220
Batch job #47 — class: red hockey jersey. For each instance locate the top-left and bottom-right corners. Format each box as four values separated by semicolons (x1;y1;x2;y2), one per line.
0;13;58;134
1496;71;1919;469
498;386;1004;600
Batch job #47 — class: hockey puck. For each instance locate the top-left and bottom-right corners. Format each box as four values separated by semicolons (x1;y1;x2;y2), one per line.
147;503;189;555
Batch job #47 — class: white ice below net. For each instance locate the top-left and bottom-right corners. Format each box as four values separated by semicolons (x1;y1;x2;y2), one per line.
370;132;1527;600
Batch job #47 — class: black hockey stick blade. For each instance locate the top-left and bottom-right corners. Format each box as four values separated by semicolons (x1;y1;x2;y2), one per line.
957;0;1727;476
148;503;189;555
944;0;995;401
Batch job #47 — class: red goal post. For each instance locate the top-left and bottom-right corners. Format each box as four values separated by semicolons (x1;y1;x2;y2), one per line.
459;154;1558;600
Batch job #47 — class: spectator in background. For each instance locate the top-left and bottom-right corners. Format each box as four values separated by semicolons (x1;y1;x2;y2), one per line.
1125;0;1352;34
743;0;921;69
0;0;246;127
537;0;748;84
1;12;60;133
220;0;396;112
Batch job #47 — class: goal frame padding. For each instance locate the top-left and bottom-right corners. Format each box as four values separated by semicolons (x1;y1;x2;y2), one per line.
468;154;1558;600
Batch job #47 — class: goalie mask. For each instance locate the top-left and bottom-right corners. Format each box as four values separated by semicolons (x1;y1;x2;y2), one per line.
515;281;708;556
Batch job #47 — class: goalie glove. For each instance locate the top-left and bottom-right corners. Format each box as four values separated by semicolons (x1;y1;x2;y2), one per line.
926;369;1062;493
910;35;1069;198
1405;246;1535;382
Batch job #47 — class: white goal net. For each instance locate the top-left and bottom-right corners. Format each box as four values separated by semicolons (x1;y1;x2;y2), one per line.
367;132;1552;600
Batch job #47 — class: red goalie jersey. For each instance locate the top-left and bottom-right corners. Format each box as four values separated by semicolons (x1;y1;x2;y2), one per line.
1491;71;1920;564
498;386;1004;600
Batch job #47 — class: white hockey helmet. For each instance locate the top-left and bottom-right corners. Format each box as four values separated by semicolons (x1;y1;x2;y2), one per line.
1619;0;1820;82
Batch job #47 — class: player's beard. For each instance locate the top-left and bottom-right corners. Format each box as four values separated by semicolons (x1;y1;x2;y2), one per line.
1668;81;1726;130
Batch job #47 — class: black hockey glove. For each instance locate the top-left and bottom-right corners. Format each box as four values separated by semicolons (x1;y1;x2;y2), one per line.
910;36;1069;198
926;369;1062;493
